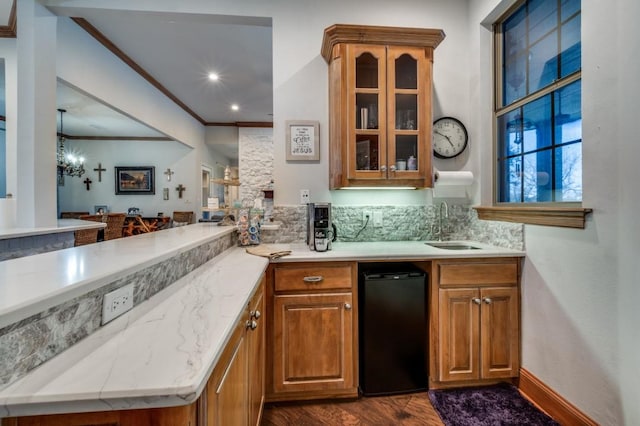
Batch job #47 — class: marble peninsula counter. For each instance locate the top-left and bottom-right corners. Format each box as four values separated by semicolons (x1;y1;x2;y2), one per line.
0;230;524;418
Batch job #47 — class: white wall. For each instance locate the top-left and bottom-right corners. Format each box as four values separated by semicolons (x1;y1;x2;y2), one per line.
469;0;636;424
58;139;197;217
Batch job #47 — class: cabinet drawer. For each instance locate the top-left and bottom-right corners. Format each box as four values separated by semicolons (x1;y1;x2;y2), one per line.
274;263;354;292
437;261;518;287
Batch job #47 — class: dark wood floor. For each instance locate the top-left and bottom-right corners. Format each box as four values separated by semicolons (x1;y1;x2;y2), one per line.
260;392;444;425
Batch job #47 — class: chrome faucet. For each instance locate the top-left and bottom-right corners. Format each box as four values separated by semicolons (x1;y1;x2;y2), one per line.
437;201;448;241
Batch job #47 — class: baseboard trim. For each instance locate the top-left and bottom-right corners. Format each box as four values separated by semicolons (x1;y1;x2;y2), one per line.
518;368;598;426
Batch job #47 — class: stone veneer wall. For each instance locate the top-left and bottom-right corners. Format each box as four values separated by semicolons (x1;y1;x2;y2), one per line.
0;232;75;261
0;232;235;389
238;128;274;204
261;204;523;250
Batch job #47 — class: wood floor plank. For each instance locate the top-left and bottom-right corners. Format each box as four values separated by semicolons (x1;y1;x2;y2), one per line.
261;392;444;425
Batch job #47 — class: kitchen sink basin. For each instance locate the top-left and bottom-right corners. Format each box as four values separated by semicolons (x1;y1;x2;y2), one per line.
425;242;481;250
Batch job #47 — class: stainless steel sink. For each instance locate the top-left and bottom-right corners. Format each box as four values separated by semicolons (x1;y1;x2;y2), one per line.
425;242;481;250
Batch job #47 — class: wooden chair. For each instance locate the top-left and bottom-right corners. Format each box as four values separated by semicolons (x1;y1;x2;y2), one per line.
172;211;194;227
79;214;105;223
61;211;90;219
74;228;99;246
104;213;127;240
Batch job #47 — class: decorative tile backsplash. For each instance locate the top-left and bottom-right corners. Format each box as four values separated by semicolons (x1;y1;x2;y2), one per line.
262;204;524;250
0;232;75;261
0;233;235;389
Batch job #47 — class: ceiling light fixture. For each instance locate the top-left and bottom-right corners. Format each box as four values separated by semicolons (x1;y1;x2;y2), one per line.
208;72;219;81
56;109;86;178
231;104;240;111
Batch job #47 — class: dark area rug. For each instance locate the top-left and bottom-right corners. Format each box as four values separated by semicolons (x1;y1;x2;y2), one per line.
428;383;560;426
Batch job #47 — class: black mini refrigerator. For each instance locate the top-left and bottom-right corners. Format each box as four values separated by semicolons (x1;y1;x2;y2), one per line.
359;264;428;396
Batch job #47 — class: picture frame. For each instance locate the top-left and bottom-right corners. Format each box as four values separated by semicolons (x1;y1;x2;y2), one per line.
94;205;109;215
115;166;155;195
286;120;319;161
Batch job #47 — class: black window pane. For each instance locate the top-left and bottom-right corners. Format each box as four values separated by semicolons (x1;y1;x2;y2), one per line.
499;156;523;203
499;110;523;157
554;79;581;144
561;15;581;77
528;0;557;44
523;150;552;202
561;0;580;21
503;5;527;104
554;143;582;201
529;31;558;92
522;94;552;152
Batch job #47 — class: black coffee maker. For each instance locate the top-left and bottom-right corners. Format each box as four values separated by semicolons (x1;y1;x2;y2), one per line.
307;203;337;251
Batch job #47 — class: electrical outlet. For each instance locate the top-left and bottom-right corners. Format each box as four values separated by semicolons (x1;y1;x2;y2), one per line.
373;211;383;227
362;210;372;224
102;284;134;325
300;189;310;204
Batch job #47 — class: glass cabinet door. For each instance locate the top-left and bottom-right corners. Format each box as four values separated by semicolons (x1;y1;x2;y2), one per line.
387;47;425;179
350;45;386;177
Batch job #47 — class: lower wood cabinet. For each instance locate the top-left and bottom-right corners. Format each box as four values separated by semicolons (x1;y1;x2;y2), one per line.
2;276;266;426
266;262;358;402
430;258;521;388
1;403;197;426
203;275;265;426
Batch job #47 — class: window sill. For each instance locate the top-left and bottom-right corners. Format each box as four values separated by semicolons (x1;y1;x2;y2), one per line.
473;206;592;229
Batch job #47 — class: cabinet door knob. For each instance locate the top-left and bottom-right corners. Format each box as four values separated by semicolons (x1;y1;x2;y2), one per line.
380;165;387;172
344;303;352;310
389;165;397;172
483;297;492;304
246;320;258;330
472;297;481;305
303;276;323;283
251;310;261;319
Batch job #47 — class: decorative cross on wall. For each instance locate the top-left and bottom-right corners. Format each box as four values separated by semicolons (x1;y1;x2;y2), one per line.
164;168;174;181
83;178;92;191
176;184;186;198
93;163;106;182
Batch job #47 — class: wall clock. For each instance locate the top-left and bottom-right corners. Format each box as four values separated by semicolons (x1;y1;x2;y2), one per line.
432;116;468;159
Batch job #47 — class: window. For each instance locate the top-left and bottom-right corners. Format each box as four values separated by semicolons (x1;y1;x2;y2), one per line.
495;0;581;204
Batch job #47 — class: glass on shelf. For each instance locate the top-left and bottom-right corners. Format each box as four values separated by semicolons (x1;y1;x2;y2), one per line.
395;135;418;170
355;135;379;171
356;52;379;88
395;94;418;130
356;94;378;129
395;54;418;89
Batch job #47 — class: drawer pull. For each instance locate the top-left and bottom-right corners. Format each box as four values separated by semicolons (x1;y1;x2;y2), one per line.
483;297;492;304
303;276;324;283
344;303;352;310
251;310;261;319
246;320;258;330
472;297;481;305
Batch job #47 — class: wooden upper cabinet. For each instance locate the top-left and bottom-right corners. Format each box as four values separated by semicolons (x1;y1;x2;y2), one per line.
322;24;445;189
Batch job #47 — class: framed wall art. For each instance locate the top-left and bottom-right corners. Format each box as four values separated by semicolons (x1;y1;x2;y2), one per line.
115;166;155;195
286;120;320;161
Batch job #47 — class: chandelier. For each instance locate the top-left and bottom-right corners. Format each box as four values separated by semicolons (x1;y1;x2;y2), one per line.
56;108;85;178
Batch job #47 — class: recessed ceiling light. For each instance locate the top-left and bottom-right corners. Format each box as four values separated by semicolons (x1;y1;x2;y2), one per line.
231;104;240;111
208;72;219;81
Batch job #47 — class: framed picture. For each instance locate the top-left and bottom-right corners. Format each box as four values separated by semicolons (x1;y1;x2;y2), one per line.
286;120;319;161
115;166;155;195
94;205;108;215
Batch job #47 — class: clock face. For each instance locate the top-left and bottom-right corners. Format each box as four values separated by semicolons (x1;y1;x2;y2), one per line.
433;117;468;159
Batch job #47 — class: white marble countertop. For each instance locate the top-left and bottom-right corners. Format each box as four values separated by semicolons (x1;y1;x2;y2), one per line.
0;237;524;418
271;240;525;262
0;223;235;329
0;247;269;418
0;219;106;240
